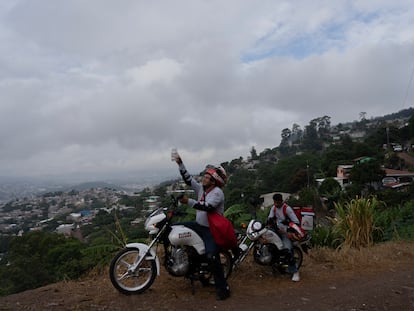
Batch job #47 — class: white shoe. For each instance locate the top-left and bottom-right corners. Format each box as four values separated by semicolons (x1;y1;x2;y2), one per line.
292;272;300;282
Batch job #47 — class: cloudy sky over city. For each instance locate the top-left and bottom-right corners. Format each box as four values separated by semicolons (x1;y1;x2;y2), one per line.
0;0;413;182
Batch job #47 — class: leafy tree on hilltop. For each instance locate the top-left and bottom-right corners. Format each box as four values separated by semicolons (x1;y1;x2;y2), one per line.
318;177;342;210
409;115;414;139
349;159;385;195
302;119;323;151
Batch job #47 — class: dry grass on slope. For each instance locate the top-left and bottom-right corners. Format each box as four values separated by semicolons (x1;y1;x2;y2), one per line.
306;240;414;273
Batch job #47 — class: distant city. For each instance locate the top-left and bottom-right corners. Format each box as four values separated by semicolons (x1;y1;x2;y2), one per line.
0;173;191;237
0;172;176;203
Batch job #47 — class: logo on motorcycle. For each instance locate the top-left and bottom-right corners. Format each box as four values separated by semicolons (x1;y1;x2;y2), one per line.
179;232;191;239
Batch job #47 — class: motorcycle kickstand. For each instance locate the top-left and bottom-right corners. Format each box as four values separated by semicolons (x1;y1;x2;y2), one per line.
187;276;196;295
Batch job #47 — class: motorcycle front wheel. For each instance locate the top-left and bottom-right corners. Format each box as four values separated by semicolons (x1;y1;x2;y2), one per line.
109;247;157;295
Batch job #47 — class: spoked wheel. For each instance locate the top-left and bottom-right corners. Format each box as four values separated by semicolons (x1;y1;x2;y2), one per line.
220;251;233;279
293;246;303;270
199;251;233;286
275;246;303;274
109;247;157;295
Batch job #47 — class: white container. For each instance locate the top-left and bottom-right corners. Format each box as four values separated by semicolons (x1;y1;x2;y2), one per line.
301;213;314;231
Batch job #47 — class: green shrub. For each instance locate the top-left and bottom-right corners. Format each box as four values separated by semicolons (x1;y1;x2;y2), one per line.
310;224;341;248
392;201;414;240
333;196;382;249
0;231;95;296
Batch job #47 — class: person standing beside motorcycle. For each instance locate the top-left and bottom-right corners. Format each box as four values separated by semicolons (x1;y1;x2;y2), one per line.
267;193;301;282
173;153;231;300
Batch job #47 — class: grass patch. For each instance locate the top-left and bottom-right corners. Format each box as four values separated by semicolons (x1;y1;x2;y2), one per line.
308;240;414;270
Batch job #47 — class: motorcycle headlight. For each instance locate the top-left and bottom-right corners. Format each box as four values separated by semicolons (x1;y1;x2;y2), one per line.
252;221;263;231
247;219;265;240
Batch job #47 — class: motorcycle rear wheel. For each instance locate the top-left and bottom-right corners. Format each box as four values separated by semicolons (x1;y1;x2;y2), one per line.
293;246;303;269
276;246;303;274
220;250;233;279
109;247;157;295
199;251;233;286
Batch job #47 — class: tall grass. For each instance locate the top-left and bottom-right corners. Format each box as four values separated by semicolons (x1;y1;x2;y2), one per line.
333;196;381;249
107;212;128;248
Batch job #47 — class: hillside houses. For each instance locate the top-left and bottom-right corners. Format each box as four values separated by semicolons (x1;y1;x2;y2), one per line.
316;161;414;191
0;187;130;235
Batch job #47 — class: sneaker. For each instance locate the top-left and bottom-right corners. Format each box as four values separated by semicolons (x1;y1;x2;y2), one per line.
292;272;300;282
216;287;231;301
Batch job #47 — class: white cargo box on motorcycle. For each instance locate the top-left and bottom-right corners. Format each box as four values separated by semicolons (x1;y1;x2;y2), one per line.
292;206;315;231
300;207;315;231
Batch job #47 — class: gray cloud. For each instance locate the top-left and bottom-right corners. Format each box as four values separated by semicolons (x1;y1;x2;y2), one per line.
0;0;413;181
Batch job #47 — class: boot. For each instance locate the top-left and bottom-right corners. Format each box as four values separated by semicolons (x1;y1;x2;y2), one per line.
207;254;230;300
216;285;231;300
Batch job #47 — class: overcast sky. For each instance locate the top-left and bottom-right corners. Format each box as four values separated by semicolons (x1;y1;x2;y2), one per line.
1;0;413;183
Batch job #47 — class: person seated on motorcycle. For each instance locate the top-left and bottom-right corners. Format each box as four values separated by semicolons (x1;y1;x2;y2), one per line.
267;193;301;282
174;153;231;301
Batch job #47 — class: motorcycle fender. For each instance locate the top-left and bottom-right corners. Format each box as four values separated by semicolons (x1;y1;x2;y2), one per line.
125;242;160;275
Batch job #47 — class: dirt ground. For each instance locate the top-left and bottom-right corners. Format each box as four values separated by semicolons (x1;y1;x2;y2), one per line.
398;152;414;167
1;241;414;311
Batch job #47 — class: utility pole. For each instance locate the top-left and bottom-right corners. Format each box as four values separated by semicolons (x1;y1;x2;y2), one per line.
386;127;390;149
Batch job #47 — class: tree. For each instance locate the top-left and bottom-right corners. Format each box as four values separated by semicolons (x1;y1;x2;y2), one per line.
280;128;292;147
350;160;385;192
291;123;303;143
224;168;257;207
409;115;414;139
281;128;291;140
256;153;321;194
250;146;258;160
289;169;310;193
319;177;342;195
321;142;353;177
0;231;91;295
302;119;323;151
317;115;331;139
318;177;342;210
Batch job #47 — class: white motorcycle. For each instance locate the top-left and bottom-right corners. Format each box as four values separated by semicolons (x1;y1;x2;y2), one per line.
233;219;311;274
109;195;233;295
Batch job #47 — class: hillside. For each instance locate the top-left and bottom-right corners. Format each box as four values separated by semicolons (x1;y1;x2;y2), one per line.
1;241;414;311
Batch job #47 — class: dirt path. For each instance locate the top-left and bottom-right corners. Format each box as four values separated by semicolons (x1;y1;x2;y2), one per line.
1;241;414;311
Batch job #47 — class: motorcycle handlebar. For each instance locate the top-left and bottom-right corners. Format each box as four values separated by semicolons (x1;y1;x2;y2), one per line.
166;194;188;218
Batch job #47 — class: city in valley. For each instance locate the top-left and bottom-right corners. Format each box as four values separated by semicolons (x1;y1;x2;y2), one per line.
0;182;161;237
